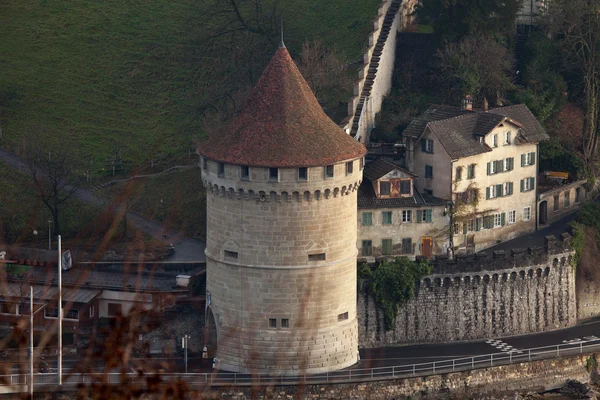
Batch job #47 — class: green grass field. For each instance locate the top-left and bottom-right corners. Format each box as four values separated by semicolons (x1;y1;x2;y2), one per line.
0;0;380;171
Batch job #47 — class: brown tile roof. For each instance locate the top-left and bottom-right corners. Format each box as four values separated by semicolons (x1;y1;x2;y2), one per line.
197;47;366;167
363;158;416;182
357;180;447;209
403;104;549;160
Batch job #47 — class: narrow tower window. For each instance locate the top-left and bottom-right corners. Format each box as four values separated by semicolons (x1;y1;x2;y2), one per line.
269;168;279;181
308;253;326;261
298;167;308;181
269;318;277;328
346;161;353;175
281;319;289;328
203;158;208;170
218;162;225;176
241;166;249;180
325;165;334;178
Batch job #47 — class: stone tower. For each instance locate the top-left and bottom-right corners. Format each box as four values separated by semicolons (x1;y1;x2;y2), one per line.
197;44;366;375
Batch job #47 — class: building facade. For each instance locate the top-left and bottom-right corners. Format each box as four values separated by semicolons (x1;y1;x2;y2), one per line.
198;45;367;374
403;103;549;253
357;158;449;261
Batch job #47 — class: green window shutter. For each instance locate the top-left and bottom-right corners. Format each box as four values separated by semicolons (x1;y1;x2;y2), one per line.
496;184;503;197
509;182;514;195
508;157;513;170
531;152;536;165
520;179;524;192
530;177;535;190
463;223;467;234
476;218;481;231
521;154;526;167
426;209;432;222
362;212;372;226
487;162;491;175
501;212;506;226
496;160;503;173
421;139;426;152
486;187;490;199
430;141;434;153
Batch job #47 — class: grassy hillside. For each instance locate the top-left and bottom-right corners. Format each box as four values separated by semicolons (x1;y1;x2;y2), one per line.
0;0;380;172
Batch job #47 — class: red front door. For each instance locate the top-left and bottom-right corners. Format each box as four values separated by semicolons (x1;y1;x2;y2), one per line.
421;237;433;259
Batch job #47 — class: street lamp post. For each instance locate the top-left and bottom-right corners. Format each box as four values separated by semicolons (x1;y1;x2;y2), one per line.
47;219;52;250
182;335;189;373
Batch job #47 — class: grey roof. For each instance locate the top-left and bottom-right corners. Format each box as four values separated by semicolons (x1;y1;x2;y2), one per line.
1;282;101;303
487;104;549;143
402;105;473;139
363;158;415;182
357;181;447;209
402;104;549;160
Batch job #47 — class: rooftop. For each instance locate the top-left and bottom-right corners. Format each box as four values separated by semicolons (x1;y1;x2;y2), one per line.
363;158;415;182
358;181;447;209
402;104;549;160
197;47;366;168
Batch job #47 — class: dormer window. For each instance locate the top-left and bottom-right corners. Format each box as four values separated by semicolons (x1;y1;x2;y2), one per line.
380;181;391;196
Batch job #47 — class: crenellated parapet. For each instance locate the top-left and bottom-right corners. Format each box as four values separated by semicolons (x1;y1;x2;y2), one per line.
358;232;577;347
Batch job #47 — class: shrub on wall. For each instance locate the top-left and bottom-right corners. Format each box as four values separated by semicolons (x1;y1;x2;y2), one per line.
365;257;432;330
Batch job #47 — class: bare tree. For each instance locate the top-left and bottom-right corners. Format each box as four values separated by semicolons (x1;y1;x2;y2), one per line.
24;142;84;236
206;0;280;42
296;40;352;103
542;0;600;163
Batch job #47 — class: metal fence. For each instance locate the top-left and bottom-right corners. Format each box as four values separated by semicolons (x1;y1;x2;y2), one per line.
2;339;600;391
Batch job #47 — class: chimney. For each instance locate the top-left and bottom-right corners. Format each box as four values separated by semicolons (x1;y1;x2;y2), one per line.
483;97;489;111
461;95;473;111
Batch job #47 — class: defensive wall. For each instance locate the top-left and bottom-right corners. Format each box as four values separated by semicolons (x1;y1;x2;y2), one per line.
341;0;417;139
358;234;577;347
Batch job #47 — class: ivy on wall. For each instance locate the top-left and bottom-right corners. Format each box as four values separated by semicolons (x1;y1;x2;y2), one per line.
359;257;432;330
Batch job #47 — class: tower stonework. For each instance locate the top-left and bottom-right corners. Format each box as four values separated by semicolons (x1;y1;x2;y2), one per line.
198;46;366;374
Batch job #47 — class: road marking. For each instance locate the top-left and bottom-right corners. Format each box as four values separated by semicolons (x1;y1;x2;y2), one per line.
486;338;522;354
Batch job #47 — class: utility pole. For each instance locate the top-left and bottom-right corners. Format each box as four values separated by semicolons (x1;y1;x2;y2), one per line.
58;235;62;386
47;219;52;250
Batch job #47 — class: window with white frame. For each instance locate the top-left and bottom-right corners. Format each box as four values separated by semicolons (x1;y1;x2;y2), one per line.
492;134;498;147
504;131;511;145
523;206;531;221
508;210;516;224
89;305;95;318
402;210;412;223
426;139;434;153
490;161;497;174
493;213;502;227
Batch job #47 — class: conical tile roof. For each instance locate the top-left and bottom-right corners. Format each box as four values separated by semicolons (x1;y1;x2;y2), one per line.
197;47;366;167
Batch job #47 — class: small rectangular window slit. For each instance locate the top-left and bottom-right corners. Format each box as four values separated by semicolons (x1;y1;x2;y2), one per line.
338;312;349;322
224;250;238;259
308;253;326;261
269;318;277;328
281;318;289;328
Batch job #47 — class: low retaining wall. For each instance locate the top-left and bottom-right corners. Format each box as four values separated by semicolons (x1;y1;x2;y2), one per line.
203;353;596;399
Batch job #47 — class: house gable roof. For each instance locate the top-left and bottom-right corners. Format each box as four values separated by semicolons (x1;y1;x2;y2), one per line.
403;104;549;160
363;158;416;182
196;47;366;167
357;179;447;209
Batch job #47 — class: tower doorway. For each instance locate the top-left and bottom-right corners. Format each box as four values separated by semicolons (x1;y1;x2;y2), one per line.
539;200;548;225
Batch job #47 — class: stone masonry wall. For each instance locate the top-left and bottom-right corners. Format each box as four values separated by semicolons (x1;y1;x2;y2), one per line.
202;158;363;375
201;353;596;399
358;237;576;347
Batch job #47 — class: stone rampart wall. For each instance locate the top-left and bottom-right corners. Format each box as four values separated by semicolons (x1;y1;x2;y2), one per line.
358;236;577;347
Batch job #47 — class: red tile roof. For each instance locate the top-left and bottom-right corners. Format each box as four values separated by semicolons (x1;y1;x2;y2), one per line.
197;47;366;167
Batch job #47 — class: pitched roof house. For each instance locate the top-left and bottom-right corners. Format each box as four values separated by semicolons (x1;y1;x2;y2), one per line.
357;158;449;261
402;103;549;253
